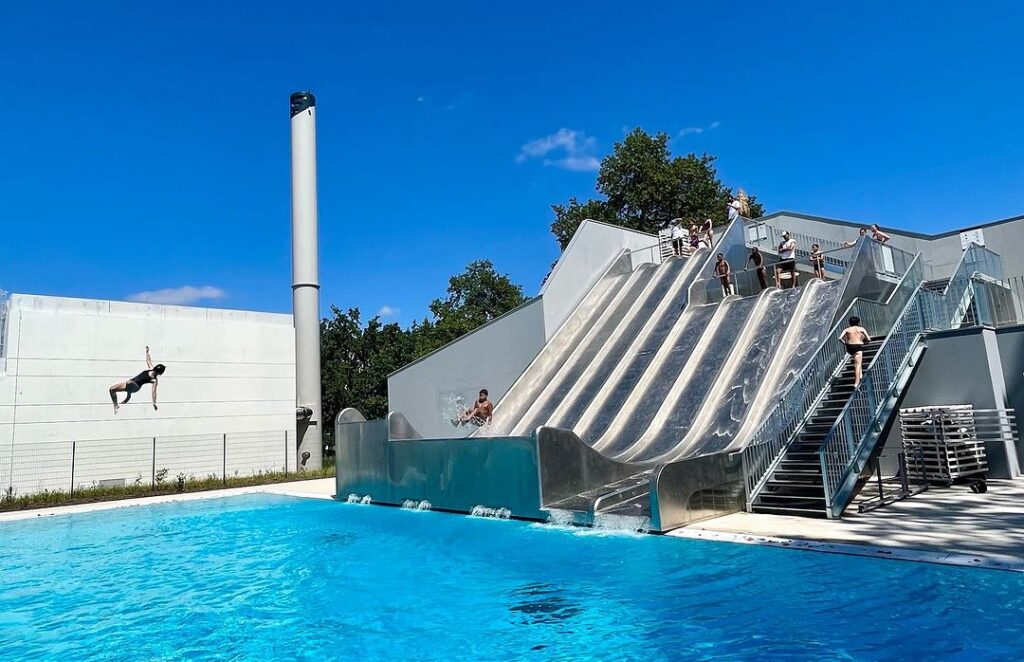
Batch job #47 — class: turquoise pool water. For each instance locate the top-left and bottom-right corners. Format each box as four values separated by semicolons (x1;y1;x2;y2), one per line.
2;494;1022;661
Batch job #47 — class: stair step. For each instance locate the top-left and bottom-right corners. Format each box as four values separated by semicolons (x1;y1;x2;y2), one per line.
751;505;829;518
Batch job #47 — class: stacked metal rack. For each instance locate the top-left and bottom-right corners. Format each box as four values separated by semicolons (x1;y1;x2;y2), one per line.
898;405;1008;484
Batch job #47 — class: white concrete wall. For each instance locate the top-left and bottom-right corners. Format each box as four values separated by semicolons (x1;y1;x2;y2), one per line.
540;220;657;339
388;297;546;439
0;294;296;496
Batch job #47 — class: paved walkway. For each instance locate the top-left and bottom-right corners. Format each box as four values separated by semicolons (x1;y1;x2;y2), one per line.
0;477;337;523
672;479;1024;571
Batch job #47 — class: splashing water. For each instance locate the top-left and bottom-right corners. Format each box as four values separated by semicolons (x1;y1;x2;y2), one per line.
360;495;372;505
439;393;467;426
592;512;650;534
346;494;360;504
401;499;433;511
544;509;576;527
470;505;511;519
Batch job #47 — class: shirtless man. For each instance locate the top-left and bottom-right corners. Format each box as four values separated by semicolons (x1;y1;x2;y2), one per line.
713;253;732;296
810;243;826;279
454;389;493;427
870;224;891;244
839;316;871;388
109;346;165;413
843;227;868;247
744;246;769;290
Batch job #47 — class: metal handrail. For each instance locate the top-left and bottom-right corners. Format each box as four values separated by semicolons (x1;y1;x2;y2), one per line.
816;243;1003;516
738;247;921;505
818;282;928;515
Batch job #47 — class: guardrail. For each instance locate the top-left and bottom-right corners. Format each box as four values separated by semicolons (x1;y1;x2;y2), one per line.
2;430;298;499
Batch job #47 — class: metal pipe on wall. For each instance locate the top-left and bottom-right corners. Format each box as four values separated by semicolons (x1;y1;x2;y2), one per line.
290;91;323;470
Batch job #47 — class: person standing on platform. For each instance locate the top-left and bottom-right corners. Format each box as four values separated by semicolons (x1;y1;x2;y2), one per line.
810;243;826;279
745;247;769;291
713;253;733;296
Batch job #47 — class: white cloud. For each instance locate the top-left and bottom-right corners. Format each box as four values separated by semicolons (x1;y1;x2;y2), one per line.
679;121;722;137
516;128;600;172
377;305;400;317
127;285;227;306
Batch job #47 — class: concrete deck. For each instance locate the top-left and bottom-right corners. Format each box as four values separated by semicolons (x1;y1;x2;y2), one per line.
671;479;1024;572
0;478;337;523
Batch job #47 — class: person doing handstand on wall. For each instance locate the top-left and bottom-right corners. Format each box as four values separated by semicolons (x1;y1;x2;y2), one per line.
109;346;165;414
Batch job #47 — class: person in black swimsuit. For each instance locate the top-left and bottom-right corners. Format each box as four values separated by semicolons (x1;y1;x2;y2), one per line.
810;243;826;280
109;346;166;413
744;247;769;290
839;316;871;388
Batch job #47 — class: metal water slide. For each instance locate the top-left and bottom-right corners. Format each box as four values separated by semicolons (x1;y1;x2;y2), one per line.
665;280;843;461
544;250;709;432
507;260;667;437
482;251;635;436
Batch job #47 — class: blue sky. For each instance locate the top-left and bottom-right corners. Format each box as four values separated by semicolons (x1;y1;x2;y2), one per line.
1;2;1021;323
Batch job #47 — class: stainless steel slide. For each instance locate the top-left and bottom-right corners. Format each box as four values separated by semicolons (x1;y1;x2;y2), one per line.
614;295;762;462
508;261;662;437
659;284;810;461
484;252;635;436
545;250;708;431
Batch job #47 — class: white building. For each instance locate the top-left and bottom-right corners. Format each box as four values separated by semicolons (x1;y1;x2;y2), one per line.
0;293;296;496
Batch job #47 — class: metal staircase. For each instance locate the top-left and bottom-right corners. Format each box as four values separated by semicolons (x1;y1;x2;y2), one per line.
751;341;881;516
742;242;1005;519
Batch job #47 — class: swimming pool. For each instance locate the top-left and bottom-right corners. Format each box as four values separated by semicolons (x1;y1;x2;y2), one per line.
2;494;1022;661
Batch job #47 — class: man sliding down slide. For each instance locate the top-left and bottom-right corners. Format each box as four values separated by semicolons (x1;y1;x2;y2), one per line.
109;346;166;414
452;389;493;427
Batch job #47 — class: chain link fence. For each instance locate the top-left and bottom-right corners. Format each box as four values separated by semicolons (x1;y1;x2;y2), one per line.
1;430;294;498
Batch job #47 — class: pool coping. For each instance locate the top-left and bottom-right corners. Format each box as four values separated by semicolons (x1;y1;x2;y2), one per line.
0;482;335;523
667;527;1024;574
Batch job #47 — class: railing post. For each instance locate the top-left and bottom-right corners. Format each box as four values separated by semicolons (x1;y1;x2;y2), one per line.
843;417;855;458
70;440;76;497
222;433;227;486
151;437;157;487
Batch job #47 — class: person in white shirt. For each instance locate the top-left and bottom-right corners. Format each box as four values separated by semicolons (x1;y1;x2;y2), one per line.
727;199;741;224
670;219;687;256
775;231;798;288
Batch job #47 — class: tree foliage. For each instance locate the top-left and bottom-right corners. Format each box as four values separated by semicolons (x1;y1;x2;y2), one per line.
550;129;765;249
320;260;527;436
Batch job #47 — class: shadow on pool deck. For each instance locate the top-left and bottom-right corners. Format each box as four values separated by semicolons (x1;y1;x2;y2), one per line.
687;480;1024;562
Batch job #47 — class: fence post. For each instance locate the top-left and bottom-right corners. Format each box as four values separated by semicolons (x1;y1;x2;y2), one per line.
284;430;289;474
70;440;76;497
222;433;227;486
151;437;157;487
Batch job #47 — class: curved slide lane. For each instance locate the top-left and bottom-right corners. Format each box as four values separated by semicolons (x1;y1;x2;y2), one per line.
547;253;704;432
509;262;660;437
662;285;808;461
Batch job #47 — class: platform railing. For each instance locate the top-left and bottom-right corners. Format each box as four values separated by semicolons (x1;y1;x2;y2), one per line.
745;222;852;273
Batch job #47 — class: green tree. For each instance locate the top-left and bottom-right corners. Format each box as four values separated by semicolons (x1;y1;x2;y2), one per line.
320;260;528;432
550;129;765;249
415;259;529;352
320;307;415;437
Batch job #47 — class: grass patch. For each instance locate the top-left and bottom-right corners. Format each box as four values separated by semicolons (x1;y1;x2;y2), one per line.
0;464;336;512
